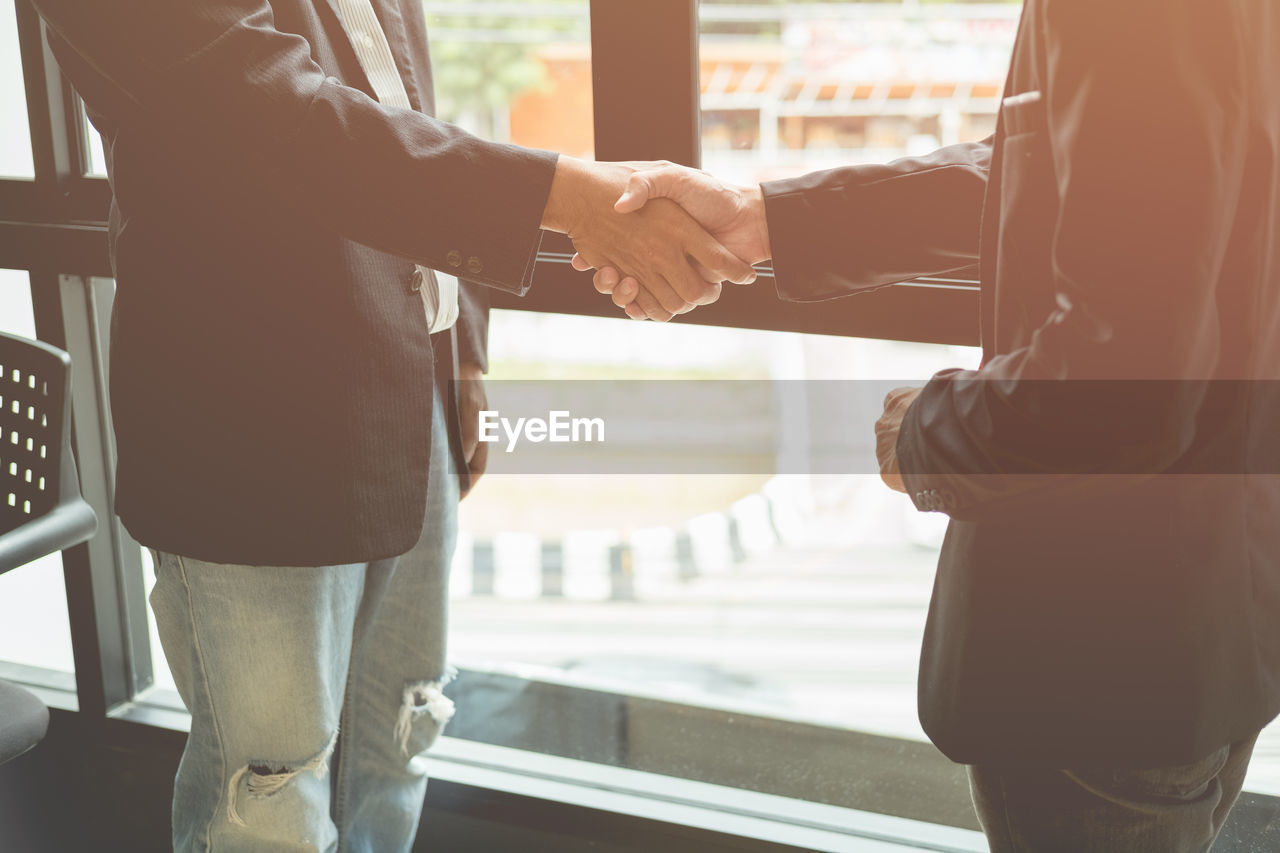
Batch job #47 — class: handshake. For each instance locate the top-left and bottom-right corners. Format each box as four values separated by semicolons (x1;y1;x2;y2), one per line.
539;157;773;322
537;157;919;498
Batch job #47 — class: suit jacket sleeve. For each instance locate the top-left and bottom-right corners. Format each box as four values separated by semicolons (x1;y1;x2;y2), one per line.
895;1;1248;520
761;140;991;301
768;1;1249;520
32;0;557;296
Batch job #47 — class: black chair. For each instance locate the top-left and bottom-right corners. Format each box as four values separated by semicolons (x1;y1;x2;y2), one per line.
0;331;97;766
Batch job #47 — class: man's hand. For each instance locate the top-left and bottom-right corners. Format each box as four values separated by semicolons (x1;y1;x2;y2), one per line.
541;157;756;321
457;363;488;499
875;387;922;494
568;162;772;319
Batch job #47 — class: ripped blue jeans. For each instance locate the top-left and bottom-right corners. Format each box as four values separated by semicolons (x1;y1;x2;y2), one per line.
149;389;458;853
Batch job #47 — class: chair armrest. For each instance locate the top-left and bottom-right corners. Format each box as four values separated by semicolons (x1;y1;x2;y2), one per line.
0;500;98;577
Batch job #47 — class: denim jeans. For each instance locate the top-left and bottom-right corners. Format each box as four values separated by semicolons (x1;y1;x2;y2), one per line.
968;733;1259;853
149;387;458;853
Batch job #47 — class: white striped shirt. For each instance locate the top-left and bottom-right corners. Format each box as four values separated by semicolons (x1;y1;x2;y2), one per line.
332;0;459;333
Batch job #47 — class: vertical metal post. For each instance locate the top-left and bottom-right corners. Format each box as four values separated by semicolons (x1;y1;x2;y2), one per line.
726;515;748;564
589;0;701;167
13;0;110;223
472;539;496;596
15;0;74;209
32;273;153;719
540;540;564;598
675;530;698;582
608;541;635;602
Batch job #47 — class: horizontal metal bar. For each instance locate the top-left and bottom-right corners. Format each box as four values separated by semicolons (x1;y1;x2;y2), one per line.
423;2;589;18
419;28;586;43
0;221;978;344
700;4;1023;23
504;252;981;346
703;99;1001;117
427;738;988;853
420;2;1023;23
0;220;111;275
0;179;43;221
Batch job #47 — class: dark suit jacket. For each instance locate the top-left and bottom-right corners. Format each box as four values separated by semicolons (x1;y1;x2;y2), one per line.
763;0;1280;767
32;0;559;566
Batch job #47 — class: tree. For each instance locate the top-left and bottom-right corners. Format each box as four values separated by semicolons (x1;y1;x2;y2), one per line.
425;0;586;139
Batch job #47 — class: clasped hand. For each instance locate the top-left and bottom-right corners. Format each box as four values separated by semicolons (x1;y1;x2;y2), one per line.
544;158;771;321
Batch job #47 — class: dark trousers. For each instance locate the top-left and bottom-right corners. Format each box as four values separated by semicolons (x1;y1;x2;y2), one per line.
968;733;1260;853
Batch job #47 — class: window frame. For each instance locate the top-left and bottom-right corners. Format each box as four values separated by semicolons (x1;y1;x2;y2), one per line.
503;0;981;345
5;2;1270;851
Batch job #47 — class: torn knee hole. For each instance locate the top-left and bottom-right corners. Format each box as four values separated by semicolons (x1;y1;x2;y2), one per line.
247;763;290;777
227;729;339;827
243;765;297;797
394;677;455;757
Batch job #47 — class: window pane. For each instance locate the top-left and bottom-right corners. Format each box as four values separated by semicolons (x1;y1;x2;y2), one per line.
82;103;107;177
448;312;1280;807
0;269;74;676
689;0;1280;801
0;4;36;179
140;0;595;698
424;0;592;156
699;1;1019;184
445;310;983;814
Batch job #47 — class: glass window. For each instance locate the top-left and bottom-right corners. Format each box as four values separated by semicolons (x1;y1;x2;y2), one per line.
699;0;1019;185
0;269;75;675
448;312;1280;803
82;103;107;177
0;3;36;179
139;545;176;694
141;0;596;703
444;309;984;813
687;0;1280;802
424;0;592;155
112;0;1280;824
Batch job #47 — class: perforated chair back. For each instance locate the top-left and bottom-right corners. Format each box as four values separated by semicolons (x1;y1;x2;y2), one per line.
0;331;96;766
0;331;96;572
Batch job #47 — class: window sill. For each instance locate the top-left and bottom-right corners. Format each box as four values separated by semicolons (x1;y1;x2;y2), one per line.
107;682;986;852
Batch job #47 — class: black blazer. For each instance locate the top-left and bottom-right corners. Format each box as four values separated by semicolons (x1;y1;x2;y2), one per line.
32;0;559;566
763;1;1280;767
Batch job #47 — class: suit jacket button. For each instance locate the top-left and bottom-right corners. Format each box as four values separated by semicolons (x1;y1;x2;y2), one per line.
447;250;463;268
409;269;422;293
466;256;483;275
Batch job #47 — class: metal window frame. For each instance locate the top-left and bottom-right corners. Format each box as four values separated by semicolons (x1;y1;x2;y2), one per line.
6;0;152;727
500;0;981;343
0;0;981;734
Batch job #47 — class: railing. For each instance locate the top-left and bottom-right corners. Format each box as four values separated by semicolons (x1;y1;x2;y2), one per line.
421;1;1023;43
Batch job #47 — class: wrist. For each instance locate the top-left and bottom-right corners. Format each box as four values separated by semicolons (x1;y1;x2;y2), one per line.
743;184;772;264
540;155;581;233
541;157;624;235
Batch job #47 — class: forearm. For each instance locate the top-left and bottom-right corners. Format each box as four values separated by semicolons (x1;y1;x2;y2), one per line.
540;156;629;235
762;140;990;302
36;0;558;295
895;366;1212;519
